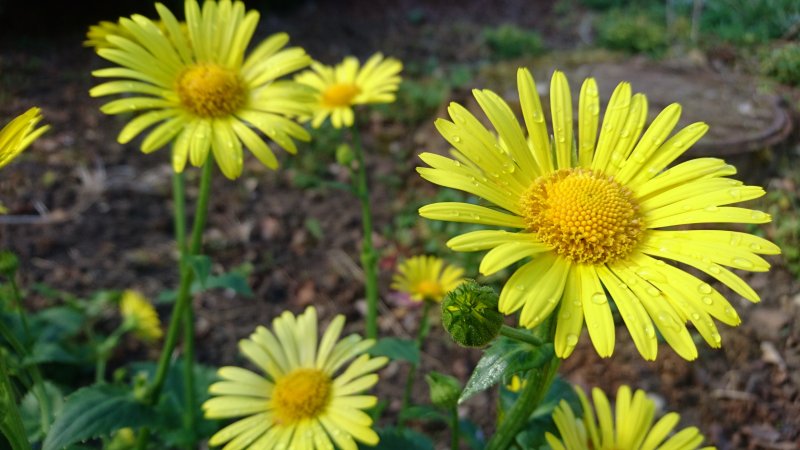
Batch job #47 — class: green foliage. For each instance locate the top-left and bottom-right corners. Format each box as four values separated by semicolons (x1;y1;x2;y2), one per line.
20;382;63;443
42;384;158;450
459;335;554;404
483;24;545;59
158;263;253;302
368;337;420;365
596;8;668;56
700;0;800;45
760;177;800;278
762;42;800;86
499;377;582;450
376;78;450;125
366;427;435;450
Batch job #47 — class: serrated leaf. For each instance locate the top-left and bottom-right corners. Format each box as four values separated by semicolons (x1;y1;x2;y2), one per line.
188;255;212;288
459;336;552;404
364;427;435;450
20;382;63;443
42;385;158;450
367;338;419;365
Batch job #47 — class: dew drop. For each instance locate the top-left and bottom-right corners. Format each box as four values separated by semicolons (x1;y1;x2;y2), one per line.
453;136;462;143
732;257;754;268
516;284;526;291
711;332;722;344
750;211;767;220
704;205;719;212
698;283;712;294
708;265;721;274
724;307;737;318
591;292;607;304
749;243;762;251
566;334;579;346
646;286;660;297
644;326;656;338
701;296;713;305
690;312;701;321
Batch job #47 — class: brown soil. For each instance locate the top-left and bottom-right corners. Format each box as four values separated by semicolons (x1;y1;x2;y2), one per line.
1;1;798;449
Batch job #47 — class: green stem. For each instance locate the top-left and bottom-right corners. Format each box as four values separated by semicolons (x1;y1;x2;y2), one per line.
95;323;132;383
4;277;50;434
174;171;197;449
136;162;213;450
451;404;460;450
499;324;544;347
398;301;432;427
351;126;379;340
485;318;560;450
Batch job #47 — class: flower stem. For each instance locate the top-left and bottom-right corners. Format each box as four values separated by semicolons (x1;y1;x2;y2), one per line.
485;317;560;450
499;324;544;347
398;301;432;427
451;404;460;450
95;323;132;383
4;276;50;434
0;354;32;450
136;162;213;450
350;125;379;339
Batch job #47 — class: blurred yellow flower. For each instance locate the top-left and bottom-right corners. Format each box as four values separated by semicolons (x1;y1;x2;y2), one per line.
91;0;313;179
547;385;715;450
391;255;464;303
418;68;779;361
203;306;388;450
295;53;402;128
120;290;163;342
84;18;188;50
0;108;48;171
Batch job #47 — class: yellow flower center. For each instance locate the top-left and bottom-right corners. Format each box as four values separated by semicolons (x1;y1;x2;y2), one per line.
415;280;444;301
176;63;245;118
272;368;331;424
520;168;644;264
321;83;361;107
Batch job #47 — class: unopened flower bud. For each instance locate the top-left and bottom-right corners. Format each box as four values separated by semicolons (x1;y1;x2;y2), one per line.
0;251;19;277
441;279;503;348
335;143;355;166
425;371;461;409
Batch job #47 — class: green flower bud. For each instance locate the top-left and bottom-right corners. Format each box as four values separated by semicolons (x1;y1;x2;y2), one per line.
335;143;355;166
425;371;462;409
441;279;503;348
0;251;19;277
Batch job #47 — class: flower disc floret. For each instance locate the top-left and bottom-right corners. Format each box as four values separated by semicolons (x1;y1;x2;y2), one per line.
272;368;331;424
321;83;361;108
176;64;245;118
521;168;644;264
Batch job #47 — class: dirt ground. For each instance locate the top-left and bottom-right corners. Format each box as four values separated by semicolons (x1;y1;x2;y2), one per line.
0;1;798;449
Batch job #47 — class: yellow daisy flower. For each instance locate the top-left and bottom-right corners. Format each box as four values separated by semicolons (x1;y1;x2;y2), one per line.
295;53;402;128
203;306;388;450
391;255;465;303
418;69;780;361
0;108;48;171
547;385;715;450
91;0;314;180
120;290;163;342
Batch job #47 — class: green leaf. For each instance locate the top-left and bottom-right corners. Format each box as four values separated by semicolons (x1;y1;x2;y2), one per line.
42;385;158;450
20;382;64;443
459;336;552;404
188;255;212;288
367;338;419;365
425;371;461;409
304;218;324;240
22;342;84;367
157;264;253;303
364;427;435;450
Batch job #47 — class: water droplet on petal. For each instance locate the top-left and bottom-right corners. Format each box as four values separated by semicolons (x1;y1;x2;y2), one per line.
644;326;656;338
591;292;607;304
698;283;712;294
702;296;713;305
733;257;754;268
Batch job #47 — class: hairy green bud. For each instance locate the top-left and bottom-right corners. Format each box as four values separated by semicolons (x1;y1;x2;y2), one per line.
441;279;503;348
425;371;462;409
335;143;355;166
0;251;18;277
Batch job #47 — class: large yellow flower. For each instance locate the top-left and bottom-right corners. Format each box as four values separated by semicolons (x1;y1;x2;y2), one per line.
202;307;388;450
91;0;313;179
295;53;402;128
391;255;464;303
0;108;48;171
119;290;163;342
547;385;715;450
418;69;779;361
